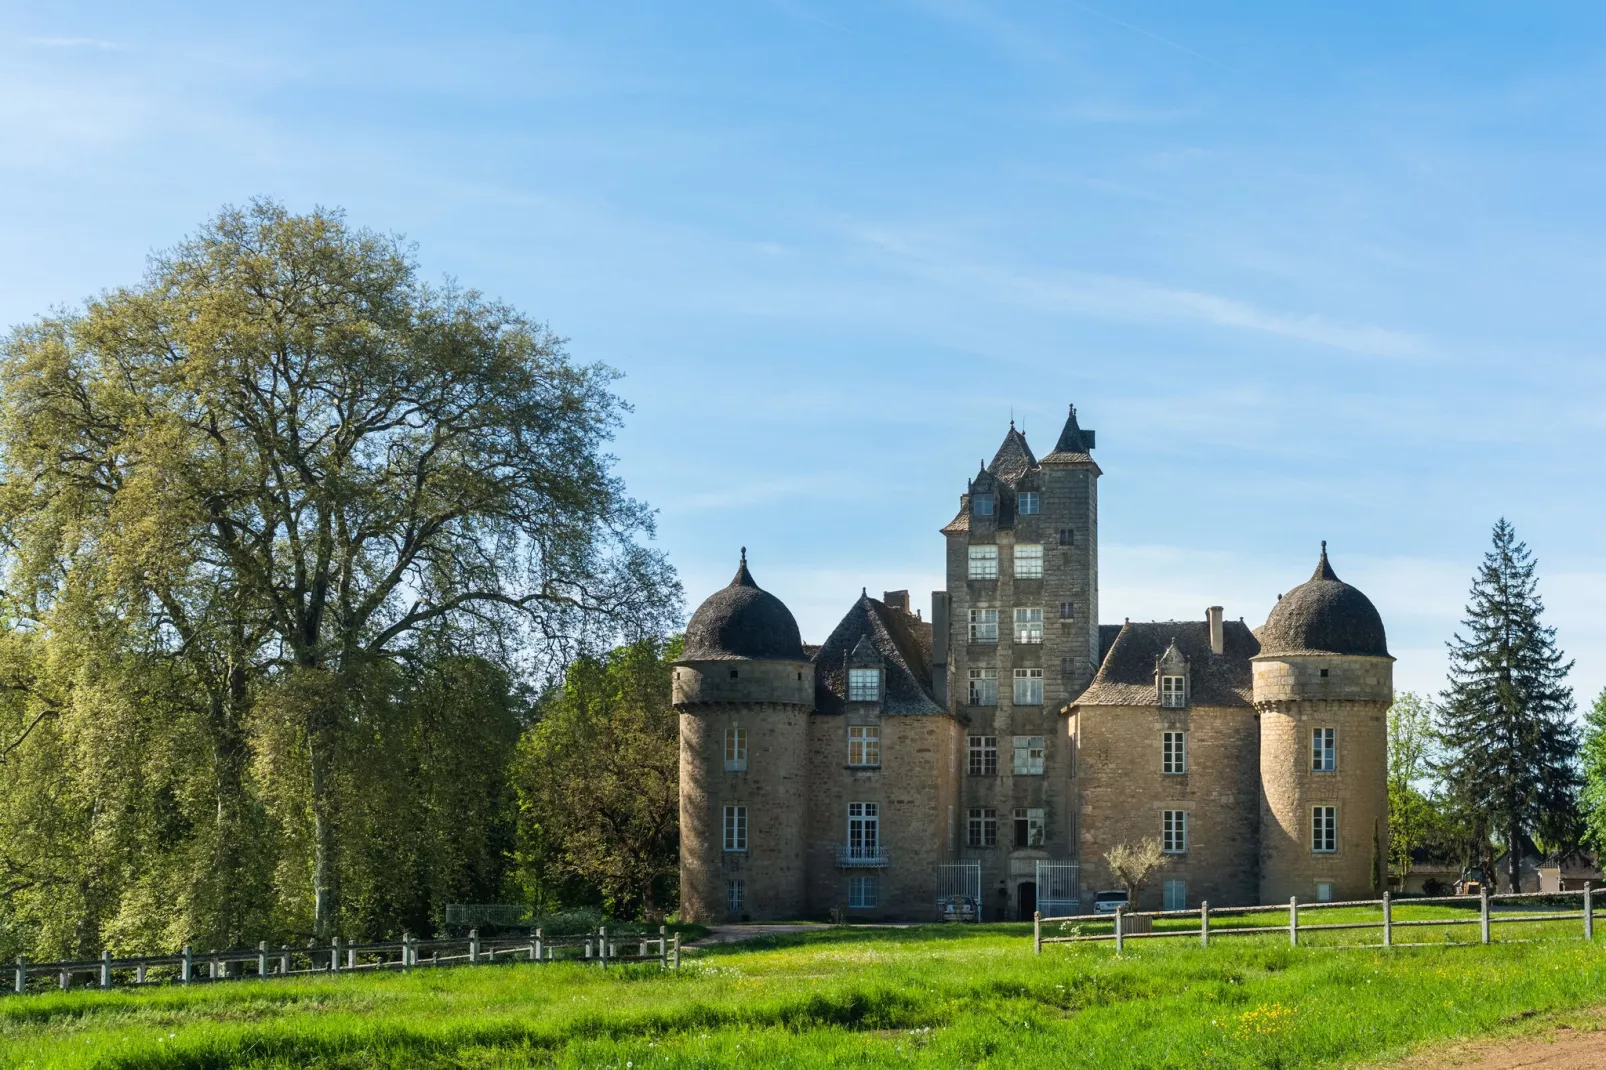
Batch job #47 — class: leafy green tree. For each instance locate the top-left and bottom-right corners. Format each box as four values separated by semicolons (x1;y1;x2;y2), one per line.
1436;519;1579;891
1579;688;1606;853
1386;692;1439;884
0;200;678;940
514;636;681;919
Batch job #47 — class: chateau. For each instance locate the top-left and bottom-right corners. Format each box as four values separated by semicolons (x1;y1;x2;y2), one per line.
675;407;1392;922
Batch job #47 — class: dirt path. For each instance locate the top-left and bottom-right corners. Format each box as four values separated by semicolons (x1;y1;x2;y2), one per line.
689;923;832;947
1388;1020;1606;1069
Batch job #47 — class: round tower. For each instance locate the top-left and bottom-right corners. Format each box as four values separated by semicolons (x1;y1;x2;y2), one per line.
675;550;814;922
1255;544;1392;905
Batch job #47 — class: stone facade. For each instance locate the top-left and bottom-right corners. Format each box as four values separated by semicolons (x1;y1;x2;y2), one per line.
676;409;1393;922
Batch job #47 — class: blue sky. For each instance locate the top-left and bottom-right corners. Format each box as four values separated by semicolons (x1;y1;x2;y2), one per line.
2;1;1603;704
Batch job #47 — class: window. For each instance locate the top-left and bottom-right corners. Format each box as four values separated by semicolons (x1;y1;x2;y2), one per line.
1060;656;1077;676
1013;668;1044;705
968;545;999;580
1058;528;1076;546
726;879;744;914
1013;807;1045;847
973;493;994;516
724;726;748;772
1162;810;1187;854
968;608;999;642
848;875;878;908
1312;728;1337;772
1014;543;1044;579
722;806;748;852
1019;491;1040;515
1312;806;1337;853
968;667;998;706
847;725;880;767
1163;879;1188;911
967;735;998;776
1013;735;1046;775
1316;881;1335;903
1162;731;1187;775
847;802;879;860
847;668;880;702
1014;607;1044;644
967;807;998;847
1059;601;1075;620
1159;675;1186;708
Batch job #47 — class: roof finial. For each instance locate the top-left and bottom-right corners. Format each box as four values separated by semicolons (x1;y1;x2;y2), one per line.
741;545;747;563
1321;539;1327;555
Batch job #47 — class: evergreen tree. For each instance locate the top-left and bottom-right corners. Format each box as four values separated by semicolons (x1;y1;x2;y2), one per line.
1436;519;1579;891
1579;688;1606;853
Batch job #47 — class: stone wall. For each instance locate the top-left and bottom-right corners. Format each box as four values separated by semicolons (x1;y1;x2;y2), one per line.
678;699;810;922
805;712;961;919
1073;702;1261;910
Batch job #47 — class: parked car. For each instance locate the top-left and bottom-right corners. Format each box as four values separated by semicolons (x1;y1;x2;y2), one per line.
938;895;978;923
1092;890;1129;914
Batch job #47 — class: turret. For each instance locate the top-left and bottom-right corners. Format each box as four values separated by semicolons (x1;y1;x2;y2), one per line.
674;550;813;921
1255;544;1392;904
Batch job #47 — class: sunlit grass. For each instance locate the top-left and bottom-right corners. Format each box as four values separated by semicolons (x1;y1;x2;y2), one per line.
3;922;1605;1068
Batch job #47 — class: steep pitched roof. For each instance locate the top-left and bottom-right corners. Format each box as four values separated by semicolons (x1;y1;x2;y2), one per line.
1041;405;1100;467
812;593;943;716
987;423;1038;486
1067;619;1259;709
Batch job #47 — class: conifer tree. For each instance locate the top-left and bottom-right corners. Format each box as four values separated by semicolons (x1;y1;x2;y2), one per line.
1436;519;1579;891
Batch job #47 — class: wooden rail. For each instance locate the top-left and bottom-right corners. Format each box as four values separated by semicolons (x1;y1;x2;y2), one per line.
8;926;681;995
1033;885;1598;954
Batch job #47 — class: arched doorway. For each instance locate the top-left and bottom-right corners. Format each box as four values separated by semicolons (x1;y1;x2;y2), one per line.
1017;881;1037;920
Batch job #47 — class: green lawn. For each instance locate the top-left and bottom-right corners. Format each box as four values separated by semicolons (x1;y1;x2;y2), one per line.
4;922;1606;1068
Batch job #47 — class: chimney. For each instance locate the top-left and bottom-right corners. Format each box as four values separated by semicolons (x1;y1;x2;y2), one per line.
883;590;910;613
930;591;950;707
1207;606;1224;656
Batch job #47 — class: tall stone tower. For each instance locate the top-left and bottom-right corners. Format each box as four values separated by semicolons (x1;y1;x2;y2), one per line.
1254;544;1392;904
674;551;814;922
939;406;1099;920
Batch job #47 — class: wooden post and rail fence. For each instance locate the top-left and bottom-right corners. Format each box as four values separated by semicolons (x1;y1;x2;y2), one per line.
1034;885;1597;955
6;926;681;996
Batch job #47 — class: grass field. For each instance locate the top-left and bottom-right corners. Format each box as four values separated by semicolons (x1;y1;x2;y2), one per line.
5;916;1606;1069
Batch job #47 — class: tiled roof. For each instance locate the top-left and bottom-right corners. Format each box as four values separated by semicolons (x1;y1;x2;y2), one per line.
1067;619;1259;709
1040;405;1099;466
812;594;944;716
680;551;806;662
1258;544;1389;659
987;424;1038;485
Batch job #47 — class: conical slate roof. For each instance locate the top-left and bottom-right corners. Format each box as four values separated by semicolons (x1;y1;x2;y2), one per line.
1041;404;1098;463
987;423;1038;485
1257;544;1389;658
681;550;806;662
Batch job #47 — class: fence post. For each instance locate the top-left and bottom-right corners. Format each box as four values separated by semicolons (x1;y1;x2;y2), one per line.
469;929;480;965
59;967;70;990
136;957;147;985
672;932;681;969
1114;906;1124;953
347;945;356;970
537;928;544;963
258;941;268;977
182;946;192;985
1034;910;1042;955
1586;883;1595;941
1480;886;1491;945
12;958;22;995
1383;893;1392;948
1289;897;1299;947
101;950;111;990
280;946;290;975
659;926;668;969
599;926;607;968
1200;901;1210;948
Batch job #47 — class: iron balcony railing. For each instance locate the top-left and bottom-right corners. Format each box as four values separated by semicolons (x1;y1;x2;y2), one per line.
834;844;889;868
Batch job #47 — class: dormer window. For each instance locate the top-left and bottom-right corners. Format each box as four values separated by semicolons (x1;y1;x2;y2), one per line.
973;493;994;517
1159;675;1186;708
847;668;880;702
1019;491;1039;515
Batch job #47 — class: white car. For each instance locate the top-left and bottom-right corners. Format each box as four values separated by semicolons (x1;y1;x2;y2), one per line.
1092;890;1129;914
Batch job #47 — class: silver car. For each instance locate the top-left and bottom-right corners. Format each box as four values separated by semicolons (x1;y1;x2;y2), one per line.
1092;890;1129;914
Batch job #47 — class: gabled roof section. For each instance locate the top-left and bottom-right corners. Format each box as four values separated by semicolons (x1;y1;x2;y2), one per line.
987;423;1038;486
1067;619;1259;710
813;593;943;716
1041;404;1101;468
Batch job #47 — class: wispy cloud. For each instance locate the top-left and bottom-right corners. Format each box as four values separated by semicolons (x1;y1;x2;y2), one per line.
847;224;1435;359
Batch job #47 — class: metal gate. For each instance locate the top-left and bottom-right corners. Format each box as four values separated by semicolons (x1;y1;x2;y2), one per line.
1036;861;1080;919
937;862;983;922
